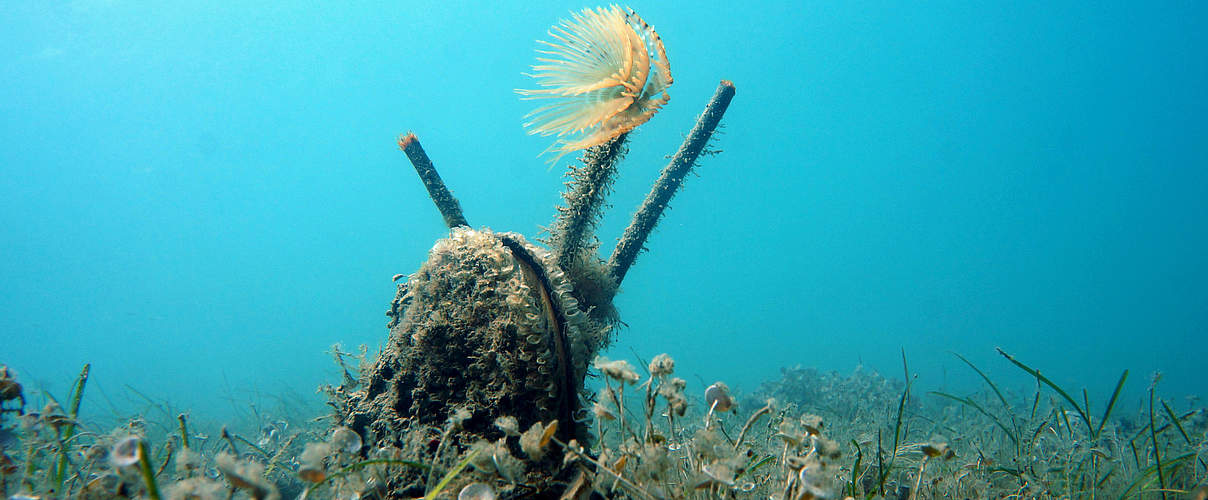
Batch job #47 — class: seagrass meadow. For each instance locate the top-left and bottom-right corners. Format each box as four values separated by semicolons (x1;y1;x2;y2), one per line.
2;1;1206;499
2;349;1206;498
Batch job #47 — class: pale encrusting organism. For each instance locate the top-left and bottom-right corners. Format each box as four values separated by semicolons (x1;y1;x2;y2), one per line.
518;5;672;161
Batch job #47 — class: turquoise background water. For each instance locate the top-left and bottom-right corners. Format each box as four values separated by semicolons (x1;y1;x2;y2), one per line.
3;1;1205;421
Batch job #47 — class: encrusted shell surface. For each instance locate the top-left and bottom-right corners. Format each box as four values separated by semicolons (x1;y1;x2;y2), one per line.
336;228;613;494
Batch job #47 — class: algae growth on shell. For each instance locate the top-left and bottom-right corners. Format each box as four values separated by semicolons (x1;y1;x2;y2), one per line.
333;229;611;468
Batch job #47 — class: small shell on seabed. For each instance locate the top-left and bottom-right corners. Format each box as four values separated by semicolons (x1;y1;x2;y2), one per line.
704;382;733;413
459;482;497;500
330;427;362;454
109;436;143;467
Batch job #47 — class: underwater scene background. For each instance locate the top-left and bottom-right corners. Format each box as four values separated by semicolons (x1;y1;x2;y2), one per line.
2;1;1206;498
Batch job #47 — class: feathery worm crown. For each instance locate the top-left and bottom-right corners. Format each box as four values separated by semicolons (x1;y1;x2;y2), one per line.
518;5;672;162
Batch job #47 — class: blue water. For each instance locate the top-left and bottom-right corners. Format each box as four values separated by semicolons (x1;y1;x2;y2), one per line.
2;1;1205;421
